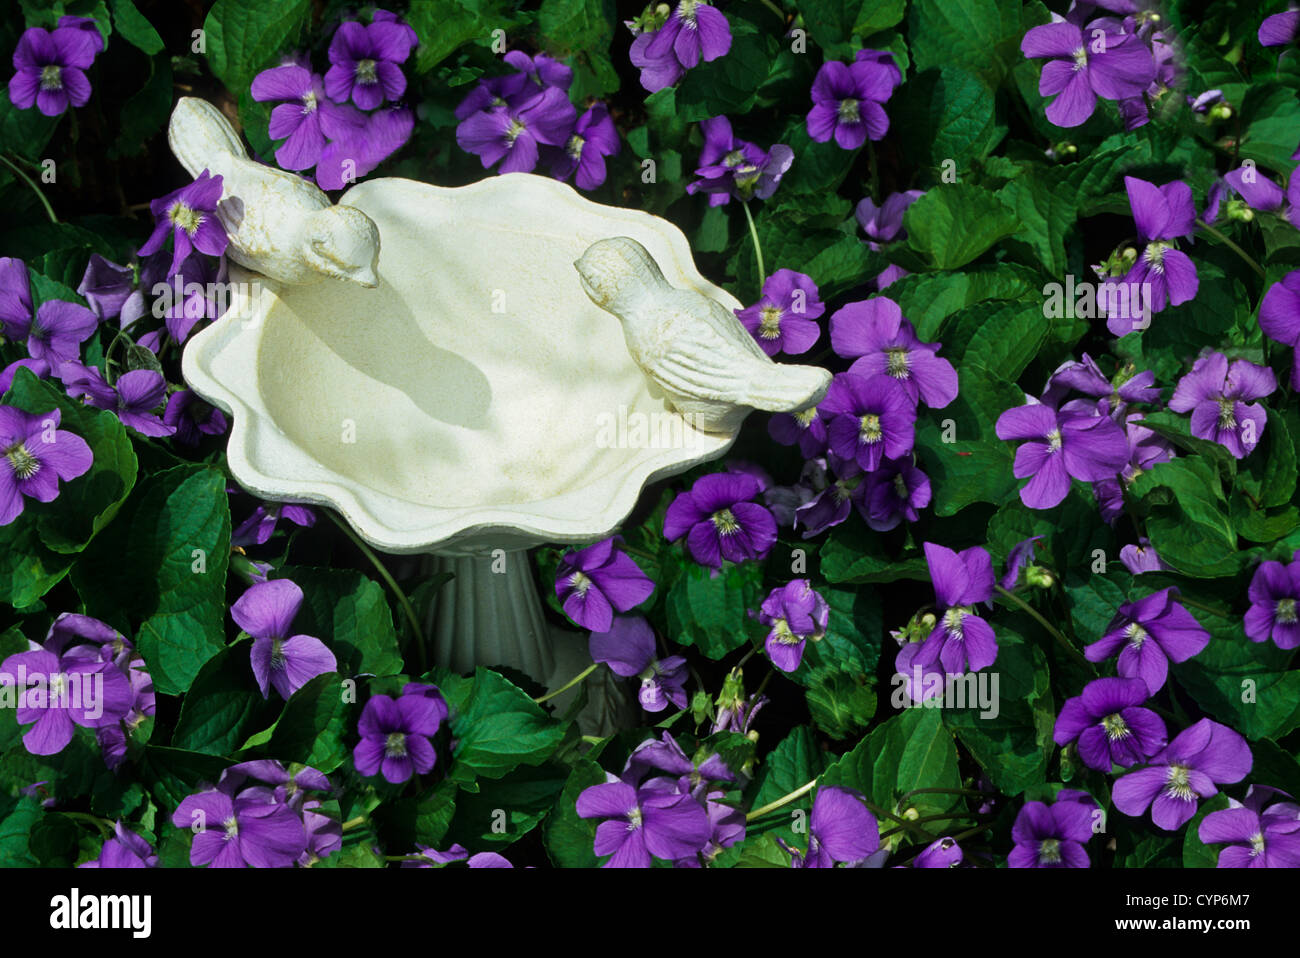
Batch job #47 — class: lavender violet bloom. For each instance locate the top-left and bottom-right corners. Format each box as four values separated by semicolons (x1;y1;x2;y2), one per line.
163;389;228;445
231;501;317;548
1019;20;1156;128
735;269;823;356
251;65;364;172
641;1;732;75
829;297;958;409
324;18;414;110
806;53;900;149
1259;270;1300;388
1000;535;1045;590
1107;177;1200;334
0;405;93;526
172;787;307;868
1120;538;1167;575
589;615;687;712
1245;552;1300;650
63;365;174;438
8;23;98;116
80;822;157;868
230;579;337;700
1084;587;1210;693
777;786;879;868
1167;352;1275;459
995;400;1128;509
138;171;229;277
353;683;449;783
1199;786;1300;868
664;471;777;568
758;579;829;673
555;536;655;633
576;776;712;868
820;372;916;472
1008;796;1095;867
859;456;931;532
855;190;924;288
456;86;576;175
1113;719;1252;830
76;255;134;322
547;103;620;190
1053;677;1167;771
896;543;998;687
1259;10;1300;47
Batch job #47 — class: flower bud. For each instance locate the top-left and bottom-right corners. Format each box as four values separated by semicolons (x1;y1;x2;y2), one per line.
1025;565;1055;589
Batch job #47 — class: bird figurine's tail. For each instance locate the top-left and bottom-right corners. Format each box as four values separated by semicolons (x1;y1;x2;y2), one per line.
168;97;248;179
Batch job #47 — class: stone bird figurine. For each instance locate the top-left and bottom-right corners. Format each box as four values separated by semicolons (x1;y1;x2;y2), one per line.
575;236;831;434
167;97;380;287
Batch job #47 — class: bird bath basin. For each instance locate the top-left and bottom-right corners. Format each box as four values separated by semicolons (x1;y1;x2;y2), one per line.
183;171;760;729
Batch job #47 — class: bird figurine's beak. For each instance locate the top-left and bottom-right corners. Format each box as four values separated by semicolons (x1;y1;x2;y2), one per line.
352;266;379;289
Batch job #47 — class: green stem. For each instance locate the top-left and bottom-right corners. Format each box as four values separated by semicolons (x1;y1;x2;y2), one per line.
581;734;604;745
994;584;1090;668
1175;594;1231;620
62;811;113;838
0;153;58;223
753;0;786;22
534;663;597;704
879;812;986;839
1196;219;1266;279
741;200;766;292
326;511;427;672
340;815;368;832
746;777;817;821
897;786;985;804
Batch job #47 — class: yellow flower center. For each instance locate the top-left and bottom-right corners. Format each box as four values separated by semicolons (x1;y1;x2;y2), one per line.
566;134;585;160
169;201;204;236
859;413;883;444
355;58;378;83
1125;622;1148;648
4;442;40;480
40;64;63;90
1047;428;1063;451
794;406;818;427
1217;397;1237;430
385;732;408;758
1101;713;1130;740
1039;838;1062;863
838;98;860;123
569;570;593;596
1165;764;1195;801
886;347;910;378
711;508;739;535
758;305;784;339
1277;598;1298;624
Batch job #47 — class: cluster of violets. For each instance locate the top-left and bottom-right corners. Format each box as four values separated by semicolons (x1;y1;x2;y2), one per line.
0;613;152;768
625;1;733;94
455;51;618;189
172;760;341;868
686;115;793;207
252;9;416;191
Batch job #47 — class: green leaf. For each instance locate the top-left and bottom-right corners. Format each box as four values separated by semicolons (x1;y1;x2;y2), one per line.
665;559;766;660
109;58;173;160
942;626;1054;797
805;671;878;738
407;0;523;73
3;366;138;555
0;91;59;162
445;761;569;847
445;667;569;782
539;0;619;99
72;465;231;695
543;757;605;867
818;522;932;584
820;708;961;819
1239;83;1300;170
675;22;782;121
1181;793;1231;868
888;264;1041;341
902;183;1020;270
137;746;232;810
895;67;1001;171
1130;456;1243;578
203;0;312;93
110;0;164;53
907;0;1036;89
264;671;349;772
1236;408;1297;510
801;0;906;55
171;640;277;755
749;725;827;845
0;796;41;867
0;521;74;607
274;566;404;678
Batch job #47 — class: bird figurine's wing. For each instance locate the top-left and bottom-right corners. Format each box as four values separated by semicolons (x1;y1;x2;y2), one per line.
168;97;248;179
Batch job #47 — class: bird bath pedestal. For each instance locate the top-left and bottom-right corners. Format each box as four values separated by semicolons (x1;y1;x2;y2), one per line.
183;171;760;731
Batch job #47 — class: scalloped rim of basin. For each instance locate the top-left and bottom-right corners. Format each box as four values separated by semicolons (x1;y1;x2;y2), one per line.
182;172;742;555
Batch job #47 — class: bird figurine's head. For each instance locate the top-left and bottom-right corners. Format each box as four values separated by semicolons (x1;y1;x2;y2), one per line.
304;206;381;288
574;236;662;311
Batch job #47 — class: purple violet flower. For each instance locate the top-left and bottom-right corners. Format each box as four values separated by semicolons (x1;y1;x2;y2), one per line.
555;536;655;633
1259;11;1300;47
62;364;174;438
0;261;99;367
172;787;307;868
1259;270;1300;387
8;23;98;116
912;836;964;868
547;103;620;190
1083;587;1210;693
230;579;337;700
856;190;924;288
0;405;93;526
758;579;829;673
642;1;732;74
79;822;157;868
1199;786;1300;868
806;54;900;149
768;406;828;459
251;65;365;172
1113;719;1253;830
588;615;687;712
1167;352;1275;459
829;297;958;409
76;255;135;322
1000;535;1045;590
137;170;229;277
324;18;414;110
576;776;712;868
163;389;228;445
1107;176;1200;334
1120;538;1167;575
819;372;917;472
995;400;1129;509
353;683;449;784
1008;796;1095;867
777;786;880;868
1245;552;1300;650
663;471;777;568
895;543;998;690
734;269;824;356
859;456;931;531
1019;19;1157;127
456;86;576;175
1053;677;1167;771
230;501;316;548
314;103;413;191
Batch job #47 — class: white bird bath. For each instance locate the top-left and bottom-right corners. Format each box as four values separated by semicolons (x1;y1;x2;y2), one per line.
183;172;746;730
